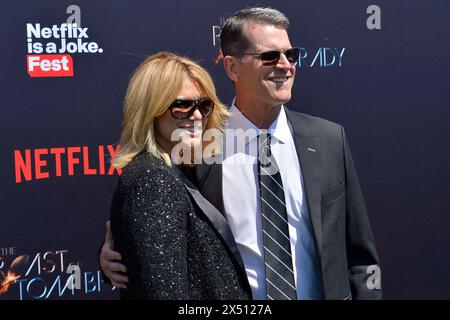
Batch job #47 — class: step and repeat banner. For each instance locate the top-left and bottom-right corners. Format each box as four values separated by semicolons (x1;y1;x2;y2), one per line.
1;0;449;300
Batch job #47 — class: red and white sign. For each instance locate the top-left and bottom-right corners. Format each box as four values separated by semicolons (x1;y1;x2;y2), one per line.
26;54;74;77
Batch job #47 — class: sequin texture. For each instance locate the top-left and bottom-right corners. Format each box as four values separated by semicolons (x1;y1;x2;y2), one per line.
110;153;250;300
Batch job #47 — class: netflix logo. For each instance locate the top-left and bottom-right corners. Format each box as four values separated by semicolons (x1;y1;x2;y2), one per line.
14;144;122;183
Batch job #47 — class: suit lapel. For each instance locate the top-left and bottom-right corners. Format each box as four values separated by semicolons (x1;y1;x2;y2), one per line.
189;108;325;293
174;164;247;277
285;109;324;264
196;162;226;215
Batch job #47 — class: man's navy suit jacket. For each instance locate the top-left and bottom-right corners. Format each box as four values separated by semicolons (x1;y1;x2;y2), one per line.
194;108;382;300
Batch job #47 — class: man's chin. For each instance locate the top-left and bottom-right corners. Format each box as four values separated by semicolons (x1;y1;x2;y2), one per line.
272;96;291;106
267;88;292;105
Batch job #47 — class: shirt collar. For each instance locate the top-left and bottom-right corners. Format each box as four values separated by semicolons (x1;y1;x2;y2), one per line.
227;98;291;145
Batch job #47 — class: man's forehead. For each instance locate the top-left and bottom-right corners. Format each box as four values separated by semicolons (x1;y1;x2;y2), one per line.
242;21;292;49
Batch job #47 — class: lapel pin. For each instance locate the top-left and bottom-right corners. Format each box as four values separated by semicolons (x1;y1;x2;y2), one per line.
307;147;316;152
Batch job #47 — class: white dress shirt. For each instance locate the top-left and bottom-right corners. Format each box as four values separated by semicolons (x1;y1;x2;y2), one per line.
222;101;323;300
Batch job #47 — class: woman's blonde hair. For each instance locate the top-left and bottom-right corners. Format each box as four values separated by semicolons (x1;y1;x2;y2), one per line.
113;51;228;168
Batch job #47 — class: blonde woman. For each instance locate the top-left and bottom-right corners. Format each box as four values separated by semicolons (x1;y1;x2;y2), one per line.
109;52;251;299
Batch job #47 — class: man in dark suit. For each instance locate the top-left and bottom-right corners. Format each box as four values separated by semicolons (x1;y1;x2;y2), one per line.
100;7;381;300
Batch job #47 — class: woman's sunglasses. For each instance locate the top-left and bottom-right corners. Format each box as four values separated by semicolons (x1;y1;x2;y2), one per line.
168;98;214;120
238;47;300;66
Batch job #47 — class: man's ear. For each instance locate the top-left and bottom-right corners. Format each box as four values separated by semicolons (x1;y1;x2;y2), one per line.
223;56;239;82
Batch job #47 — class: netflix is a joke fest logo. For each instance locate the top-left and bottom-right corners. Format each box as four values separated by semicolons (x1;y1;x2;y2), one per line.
26;7;103;77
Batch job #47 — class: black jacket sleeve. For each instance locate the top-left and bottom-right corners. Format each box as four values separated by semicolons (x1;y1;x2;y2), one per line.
110;161;195;299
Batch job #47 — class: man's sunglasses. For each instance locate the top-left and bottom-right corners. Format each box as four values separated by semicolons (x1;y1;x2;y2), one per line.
238;47;300;66
168;98;214;120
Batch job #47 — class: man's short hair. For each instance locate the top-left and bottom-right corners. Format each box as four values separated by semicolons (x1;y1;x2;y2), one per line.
220;7;290;57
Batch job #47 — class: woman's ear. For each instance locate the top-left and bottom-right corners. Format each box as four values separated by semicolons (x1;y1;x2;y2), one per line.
223;56;239;82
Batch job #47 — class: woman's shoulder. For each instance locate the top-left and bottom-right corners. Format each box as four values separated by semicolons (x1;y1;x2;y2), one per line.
119;153;180;189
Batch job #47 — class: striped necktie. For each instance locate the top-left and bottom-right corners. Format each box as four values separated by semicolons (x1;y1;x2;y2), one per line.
257;132;297;300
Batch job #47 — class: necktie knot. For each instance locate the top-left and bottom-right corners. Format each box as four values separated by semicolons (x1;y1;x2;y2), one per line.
258;133;279;174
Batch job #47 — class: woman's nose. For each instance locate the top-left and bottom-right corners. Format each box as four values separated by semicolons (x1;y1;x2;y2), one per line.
190;108;203;120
